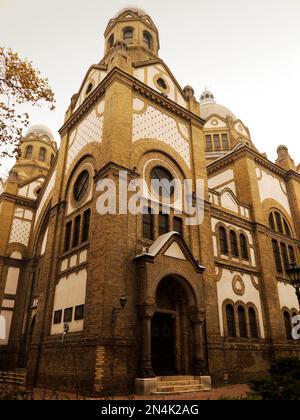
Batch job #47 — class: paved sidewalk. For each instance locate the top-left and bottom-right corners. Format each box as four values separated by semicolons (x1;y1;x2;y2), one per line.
8;384;250;400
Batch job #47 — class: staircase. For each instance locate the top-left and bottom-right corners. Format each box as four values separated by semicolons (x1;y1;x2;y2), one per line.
153;375;211;395
0;369;26;386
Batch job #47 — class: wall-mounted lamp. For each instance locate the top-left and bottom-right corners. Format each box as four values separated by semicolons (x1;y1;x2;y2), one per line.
112;294;127;324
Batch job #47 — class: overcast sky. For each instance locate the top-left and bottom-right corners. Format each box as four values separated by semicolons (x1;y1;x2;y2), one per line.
0;0;300;177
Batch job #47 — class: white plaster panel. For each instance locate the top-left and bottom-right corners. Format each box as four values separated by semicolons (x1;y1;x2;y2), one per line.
41;227;48;255
67;101;104;172
18;179;43;199
10;251;22;260
0;310;13;346
133;104;190;167
257;169;291;215
217;269;265;338
277;281;299;310
234;122;249;138
213;236;218;257
208;169;234;190
9;219;31;246
164;242;186;260
133;68;145;83
51;269;87;335
2;299;15;309
35;169;57;227
204;118;227;129
4;267;20;295
79;250;88;264
220;191;238;213
74;69;107;112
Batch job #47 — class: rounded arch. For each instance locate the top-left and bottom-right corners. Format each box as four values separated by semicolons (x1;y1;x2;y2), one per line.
132;140;192;180
151;272;200;309
123;26;134;42
62;154;96;201
268;207;293;237
143;31;153;49
262;199;295;237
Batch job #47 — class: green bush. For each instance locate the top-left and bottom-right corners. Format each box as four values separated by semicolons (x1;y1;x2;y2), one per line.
249;357;300;400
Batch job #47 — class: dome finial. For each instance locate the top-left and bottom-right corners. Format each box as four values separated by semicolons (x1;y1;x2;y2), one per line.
200;88;216;105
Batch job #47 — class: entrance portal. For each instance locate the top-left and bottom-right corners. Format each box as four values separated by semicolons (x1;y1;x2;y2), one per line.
151;276;194;376
151;313;176;375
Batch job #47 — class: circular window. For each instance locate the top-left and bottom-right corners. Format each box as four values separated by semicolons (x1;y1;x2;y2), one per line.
151;167;174;197
73;171;90;202
157;78;167;90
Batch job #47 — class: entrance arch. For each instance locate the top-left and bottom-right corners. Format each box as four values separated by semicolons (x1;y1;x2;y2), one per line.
151;276;195;375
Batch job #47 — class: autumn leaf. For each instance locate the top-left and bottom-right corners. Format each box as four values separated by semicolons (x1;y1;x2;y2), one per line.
0;47;55;159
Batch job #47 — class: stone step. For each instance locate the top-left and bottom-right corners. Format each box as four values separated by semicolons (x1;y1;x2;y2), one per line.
156;384;204;393
157;375;196;382
0;369;26;386
157;379;200;386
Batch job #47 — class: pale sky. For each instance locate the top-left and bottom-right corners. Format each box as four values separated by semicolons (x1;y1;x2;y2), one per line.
0;0;300;177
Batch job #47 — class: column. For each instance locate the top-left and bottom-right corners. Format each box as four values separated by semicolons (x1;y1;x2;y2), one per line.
138;304;156;378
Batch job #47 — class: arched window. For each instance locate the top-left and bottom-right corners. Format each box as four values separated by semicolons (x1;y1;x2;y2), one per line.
240;234;249;260
269;210;292;237
38;147;46;162
269;213;275;230
108;34;114;50
283;219;291;237
72;215;81;248
288;246;296;263
159;212;169;236
123;27;133;43
272;239;283;273
173;217;183;236
213;134;220;151
81;209;91;243
221;134;229;150
238;306;247;337
280;243;289;270
143;207;154;240
205;135;212;151
24;145;33;159
249;307;259;338
226;304;236;337
283;311;292;340
275;212;284;234
219;227;228;254
230;231;239;257
143;31;152;49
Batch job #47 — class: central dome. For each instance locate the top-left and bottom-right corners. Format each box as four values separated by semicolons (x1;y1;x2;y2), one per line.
114;7;148;18
200;90;236;120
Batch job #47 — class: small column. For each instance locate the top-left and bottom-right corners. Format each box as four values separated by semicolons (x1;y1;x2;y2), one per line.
137;304;156;378
190;307;207;376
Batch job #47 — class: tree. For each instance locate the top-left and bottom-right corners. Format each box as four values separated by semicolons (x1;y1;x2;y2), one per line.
0;47;55;159
249;357;300;400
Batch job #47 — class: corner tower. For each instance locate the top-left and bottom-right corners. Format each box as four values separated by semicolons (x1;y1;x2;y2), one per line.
101;7;160;64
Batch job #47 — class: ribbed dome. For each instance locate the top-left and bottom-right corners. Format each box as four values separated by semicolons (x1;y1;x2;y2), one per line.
114;7;148;18
25;124;54;141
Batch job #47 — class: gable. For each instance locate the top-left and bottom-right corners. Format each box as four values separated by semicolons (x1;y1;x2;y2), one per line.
164;242;186;260
204;117;227;129
133;63;187;109
234;121;249;138
73;67;107;113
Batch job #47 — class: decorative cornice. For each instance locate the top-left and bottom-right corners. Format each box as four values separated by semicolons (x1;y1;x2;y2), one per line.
59;67;205;136
94;161;139;182
207;145;295;179
0;192;36;209
215;260;260;276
